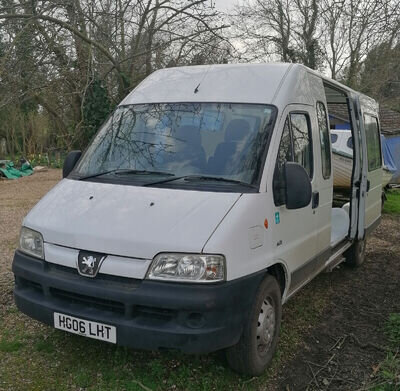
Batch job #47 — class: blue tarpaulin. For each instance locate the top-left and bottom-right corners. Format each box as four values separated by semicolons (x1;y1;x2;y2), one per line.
382;135;400;183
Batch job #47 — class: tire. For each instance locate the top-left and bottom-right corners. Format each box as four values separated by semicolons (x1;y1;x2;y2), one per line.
345;238;367;267
381;191;386;213
225;274;282;376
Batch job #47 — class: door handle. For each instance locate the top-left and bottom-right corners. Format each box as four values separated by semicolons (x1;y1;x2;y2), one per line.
367;180;370;192
312;191;319;209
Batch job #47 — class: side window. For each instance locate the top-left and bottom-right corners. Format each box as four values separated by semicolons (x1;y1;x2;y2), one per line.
364;115;382;171
290;113;313;178
273;118;292;206
316;102;331;179
347;137;353;149
331;133;338;144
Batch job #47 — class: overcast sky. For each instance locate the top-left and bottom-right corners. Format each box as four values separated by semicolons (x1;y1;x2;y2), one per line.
212;0;240;11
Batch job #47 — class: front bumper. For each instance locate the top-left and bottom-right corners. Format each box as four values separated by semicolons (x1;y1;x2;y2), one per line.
13;250;264;353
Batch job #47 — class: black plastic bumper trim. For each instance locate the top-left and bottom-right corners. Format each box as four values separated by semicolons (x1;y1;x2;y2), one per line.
12;250;264;353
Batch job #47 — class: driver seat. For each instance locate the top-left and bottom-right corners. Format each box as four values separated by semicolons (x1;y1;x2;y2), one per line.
207;119;250;175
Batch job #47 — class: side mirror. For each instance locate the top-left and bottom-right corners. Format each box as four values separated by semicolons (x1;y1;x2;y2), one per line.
284;162;312;209
63;150;82;178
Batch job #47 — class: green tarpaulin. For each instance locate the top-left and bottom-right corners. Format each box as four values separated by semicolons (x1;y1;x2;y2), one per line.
0;160;34;179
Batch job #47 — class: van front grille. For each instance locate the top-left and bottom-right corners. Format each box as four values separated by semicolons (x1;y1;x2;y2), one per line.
49;288;125;314
17;277;43;293
46;262;141;289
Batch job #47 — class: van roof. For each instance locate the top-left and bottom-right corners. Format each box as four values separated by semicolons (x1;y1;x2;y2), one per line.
120;63;376;108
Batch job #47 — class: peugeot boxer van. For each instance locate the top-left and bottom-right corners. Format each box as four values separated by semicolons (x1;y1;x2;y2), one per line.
13;63;383;376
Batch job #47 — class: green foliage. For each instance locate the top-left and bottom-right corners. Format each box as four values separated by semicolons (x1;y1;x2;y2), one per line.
0;104;51;158
359;43;400;109
5;153;64;169
366;314;400;390
370;353;400;391
295;39;325;71
385;313;400;347
81;78;112;149
29;154;64;169
383;190;400;215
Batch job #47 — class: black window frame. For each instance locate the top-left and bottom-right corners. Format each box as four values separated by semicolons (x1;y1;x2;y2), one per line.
273;117;292;206
316;101;332;180
273;110;314;206
363;113;382;172
289;111;314;180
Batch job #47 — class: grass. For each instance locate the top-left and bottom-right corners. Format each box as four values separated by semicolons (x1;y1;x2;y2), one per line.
366;314;400;391
0;323;257;390
0;170;397;390
383;189;400;215
4;153;65;169
0;334;24;353
386;314;400;346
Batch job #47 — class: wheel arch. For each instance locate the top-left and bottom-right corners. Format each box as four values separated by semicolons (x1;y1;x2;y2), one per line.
265;261;290;302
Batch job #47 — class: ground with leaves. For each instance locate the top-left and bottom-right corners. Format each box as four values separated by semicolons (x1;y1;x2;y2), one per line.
0;171;399;391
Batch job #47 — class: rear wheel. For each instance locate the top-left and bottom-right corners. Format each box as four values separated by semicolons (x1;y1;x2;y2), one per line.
225;274;282;376
381;191;387;212
345;238;366;267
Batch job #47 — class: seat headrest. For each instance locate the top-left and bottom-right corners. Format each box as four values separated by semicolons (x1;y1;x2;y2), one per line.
225;119;250;142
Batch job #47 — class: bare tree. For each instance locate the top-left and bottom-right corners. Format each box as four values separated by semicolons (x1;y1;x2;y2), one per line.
0;0;230;150
233;0;323;68
234;0;399;82
320;0;399;83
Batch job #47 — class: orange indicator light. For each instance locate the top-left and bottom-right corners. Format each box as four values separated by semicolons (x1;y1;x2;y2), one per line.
264;218;268;229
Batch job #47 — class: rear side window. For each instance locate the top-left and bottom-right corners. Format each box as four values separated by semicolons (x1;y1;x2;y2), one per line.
316;102;331;179
331;134;338;144
273;112;313;206
364;115;381;171
347;137;353;149
290;113;313;178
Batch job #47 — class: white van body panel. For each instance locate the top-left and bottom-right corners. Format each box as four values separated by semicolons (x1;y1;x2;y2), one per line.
267;104;318;284
122;63;319;110
13;62;384;359
203;193;274;280
21;63;382;287
24;178;240;260
202;192;291;299
44;242;152;278
358;95;382;232
121;63;292;106
305;74;334;256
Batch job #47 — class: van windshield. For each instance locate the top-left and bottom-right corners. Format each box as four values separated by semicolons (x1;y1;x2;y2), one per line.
74;103;277;187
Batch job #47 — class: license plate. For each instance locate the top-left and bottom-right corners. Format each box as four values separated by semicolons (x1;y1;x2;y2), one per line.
54;312;116;343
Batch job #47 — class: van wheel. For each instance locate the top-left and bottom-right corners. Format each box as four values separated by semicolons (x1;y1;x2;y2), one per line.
345;238;366;267
225;274;282;376
381;192;386;212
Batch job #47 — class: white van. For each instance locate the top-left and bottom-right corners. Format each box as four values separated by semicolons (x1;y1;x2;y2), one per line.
13;63;382;376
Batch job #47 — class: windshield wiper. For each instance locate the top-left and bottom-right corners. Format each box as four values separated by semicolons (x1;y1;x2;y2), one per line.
144;174;257;189
78;169;174;181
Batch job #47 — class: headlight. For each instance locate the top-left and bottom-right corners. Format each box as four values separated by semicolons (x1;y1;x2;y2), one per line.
147;253;225;283
19;227;44;259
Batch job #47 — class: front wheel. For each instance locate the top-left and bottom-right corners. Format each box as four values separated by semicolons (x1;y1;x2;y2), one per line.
225;274;282;376
345;238;366;267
